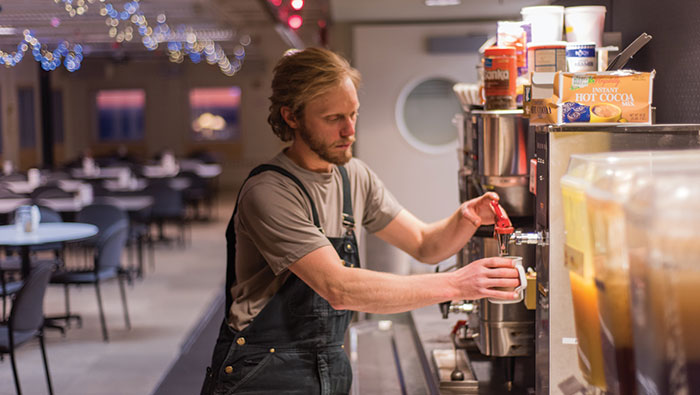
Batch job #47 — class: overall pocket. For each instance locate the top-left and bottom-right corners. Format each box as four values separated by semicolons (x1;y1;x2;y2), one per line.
219;349;274;395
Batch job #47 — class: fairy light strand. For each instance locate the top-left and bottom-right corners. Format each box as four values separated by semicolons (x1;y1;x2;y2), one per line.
0;0;249;76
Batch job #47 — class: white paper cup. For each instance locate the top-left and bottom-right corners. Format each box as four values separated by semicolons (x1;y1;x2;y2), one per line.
565;6;606;47
488;256;527;304
521;6;565;42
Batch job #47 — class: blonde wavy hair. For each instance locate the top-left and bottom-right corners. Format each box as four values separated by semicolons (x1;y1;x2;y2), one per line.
268;48;361;142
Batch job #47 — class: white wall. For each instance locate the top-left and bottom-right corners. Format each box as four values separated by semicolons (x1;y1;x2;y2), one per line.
353;22;493;273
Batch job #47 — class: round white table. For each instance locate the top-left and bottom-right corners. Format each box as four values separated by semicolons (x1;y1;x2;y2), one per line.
0;223;98;277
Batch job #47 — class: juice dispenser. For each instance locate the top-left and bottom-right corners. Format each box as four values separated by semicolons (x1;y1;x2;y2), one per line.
560;160;607;390
625;173;700;395
581;150;700;395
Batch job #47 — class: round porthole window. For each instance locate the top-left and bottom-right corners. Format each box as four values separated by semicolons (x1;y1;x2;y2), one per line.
395;77;461;154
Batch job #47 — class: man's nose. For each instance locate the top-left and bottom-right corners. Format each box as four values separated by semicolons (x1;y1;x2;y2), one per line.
340;118;356;137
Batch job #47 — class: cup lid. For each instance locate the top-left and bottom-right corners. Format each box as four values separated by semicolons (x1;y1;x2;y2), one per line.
484;46;516;56
527;41;567;49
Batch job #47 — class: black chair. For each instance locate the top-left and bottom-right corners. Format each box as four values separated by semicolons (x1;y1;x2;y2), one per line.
0;263;55;395
0;267;23;321
178;170;212;220
49;204;131;342
144;181;188;247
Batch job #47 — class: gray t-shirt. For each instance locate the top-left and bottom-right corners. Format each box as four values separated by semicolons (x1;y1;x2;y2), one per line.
229;151;403;330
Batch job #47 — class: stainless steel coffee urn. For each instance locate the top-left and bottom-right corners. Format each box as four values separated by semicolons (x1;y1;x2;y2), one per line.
445;109;537;392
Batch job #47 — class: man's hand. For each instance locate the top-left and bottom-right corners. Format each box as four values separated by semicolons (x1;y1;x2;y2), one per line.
460;192;504;228
450;256;521;300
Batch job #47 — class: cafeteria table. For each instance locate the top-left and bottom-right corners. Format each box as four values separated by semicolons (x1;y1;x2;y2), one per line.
0;222;98;277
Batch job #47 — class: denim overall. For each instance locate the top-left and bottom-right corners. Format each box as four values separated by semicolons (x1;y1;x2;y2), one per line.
202;164;359;395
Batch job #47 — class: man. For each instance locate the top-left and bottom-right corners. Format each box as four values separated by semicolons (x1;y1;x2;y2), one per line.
201;47;520;395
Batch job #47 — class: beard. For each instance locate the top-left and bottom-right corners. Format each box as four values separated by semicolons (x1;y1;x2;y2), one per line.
298;123;354;166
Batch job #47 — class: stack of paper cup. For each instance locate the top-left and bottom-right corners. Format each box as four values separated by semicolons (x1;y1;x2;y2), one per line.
521;6;565;42
565;6;607;47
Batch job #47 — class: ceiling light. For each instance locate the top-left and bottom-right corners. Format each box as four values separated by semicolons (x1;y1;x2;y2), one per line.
425;0;461;6
288;15;303;30
291;0;304;10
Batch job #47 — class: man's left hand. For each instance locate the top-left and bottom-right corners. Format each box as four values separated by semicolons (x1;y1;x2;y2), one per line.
460;192;503;228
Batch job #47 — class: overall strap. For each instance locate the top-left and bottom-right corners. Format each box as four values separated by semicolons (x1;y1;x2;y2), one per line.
248;164;322;230
337;165;355;230
225;164;322;315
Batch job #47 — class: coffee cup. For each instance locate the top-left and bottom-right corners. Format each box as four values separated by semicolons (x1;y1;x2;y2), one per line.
590;102;622;123
488;256;527;304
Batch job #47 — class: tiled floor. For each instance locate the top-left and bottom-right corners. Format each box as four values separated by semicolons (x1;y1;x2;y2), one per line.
0;198;233;395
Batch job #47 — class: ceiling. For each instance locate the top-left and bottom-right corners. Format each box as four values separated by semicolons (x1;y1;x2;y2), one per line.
0;0;546;66
330;0;546;23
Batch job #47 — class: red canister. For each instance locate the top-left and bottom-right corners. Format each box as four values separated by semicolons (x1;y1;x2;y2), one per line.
483;46;517;110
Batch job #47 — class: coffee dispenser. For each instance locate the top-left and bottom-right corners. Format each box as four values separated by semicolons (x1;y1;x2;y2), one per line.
444;108;537;391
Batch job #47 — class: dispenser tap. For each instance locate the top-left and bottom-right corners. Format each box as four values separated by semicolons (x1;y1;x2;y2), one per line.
512;230;548;246
491;200;514;256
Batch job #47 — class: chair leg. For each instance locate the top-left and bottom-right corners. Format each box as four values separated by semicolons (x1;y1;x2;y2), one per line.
64;285;73;329
148;235;156;271
9;347;22;395
118;275;131;330
94;281;109;342
2;292;6;322
179;219;186;248
38;331;54;395
137;236;145;278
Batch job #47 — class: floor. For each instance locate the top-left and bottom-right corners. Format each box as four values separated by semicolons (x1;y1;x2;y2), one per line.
0;197;233;395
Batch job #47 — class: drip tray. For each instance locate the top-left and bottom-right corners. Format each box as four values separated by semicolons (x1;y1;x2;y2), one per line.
432;349;479;394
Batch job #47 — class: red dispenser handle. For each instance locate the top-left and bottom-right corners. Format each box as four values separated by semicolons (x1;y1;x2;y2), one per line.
491;200;514;235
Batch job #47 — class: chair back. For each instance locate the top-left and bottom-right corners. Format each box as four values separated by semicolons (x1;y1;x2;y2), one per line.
10;263;53;332
144;182;184;218
95;221;129;272
37;205;63;223
77;204;130;269
77;204;129;242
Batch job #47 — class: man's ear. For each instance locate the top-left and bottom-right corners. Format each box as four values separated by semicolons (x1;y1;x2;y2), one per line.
280;106;299;129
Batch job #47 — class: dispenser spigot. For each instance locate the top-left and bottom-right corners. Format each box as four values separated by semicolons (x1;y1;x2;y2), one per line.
490;200;514;256
512;230;548;246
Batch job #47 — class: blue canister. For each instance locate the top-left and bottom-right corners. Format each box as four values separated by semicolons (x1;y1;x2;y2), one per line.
566;42;596;72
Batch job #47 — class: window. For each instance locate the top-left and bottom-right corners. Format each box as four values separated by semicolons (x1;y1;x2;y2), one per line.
395;77;461;154
18;87;36;148
96;89;145;141
189;87;241;141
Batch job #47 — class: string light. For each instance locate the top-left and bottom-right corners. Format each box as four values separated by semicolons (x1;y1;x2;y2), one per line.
0;0;249;76
0;30;83;72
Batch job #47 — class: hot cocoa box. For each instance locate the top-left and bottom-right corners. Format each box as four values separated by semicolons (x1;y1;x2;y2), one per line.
554;70;655;124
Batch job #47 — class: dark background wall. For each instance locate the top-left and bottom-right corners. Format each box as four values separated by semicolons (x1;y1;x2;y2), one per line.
554;0;700;123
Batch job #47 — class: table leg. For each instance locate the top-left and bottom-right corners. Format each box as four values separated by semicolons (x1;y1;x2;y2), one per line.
20;245;31;278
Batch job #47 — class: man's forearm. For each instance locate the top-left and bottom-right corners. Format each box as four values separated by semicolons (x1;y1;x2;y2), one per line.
327;266;459;313
415;208;478;264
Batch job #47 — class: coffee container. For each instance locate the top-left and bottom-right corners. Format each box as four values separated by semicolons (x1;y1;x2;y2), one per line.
483;46;517;110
